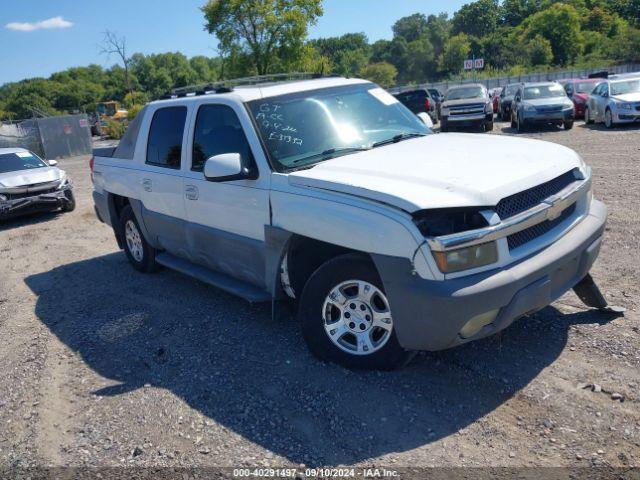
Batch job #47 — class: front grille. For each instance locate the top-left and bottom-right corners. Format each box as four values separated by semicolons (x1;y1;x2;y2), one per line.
496;170;577;220
536;105;563;113
449;103;485;116
636;105;640;111
6;187;58;200
507;203;576;250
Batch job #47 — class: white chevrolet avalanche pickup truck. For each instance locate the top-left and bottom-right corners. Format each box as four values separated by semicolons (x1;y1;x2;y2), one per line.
92;77;607;369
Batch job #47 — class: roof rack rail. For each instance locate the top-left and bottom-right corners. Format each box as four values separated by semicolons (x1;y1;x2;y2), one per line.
158;72;343;100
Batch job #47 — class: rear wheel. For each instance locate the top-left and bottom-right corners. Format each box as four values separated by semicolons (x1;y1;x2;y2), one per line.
298;254;414;370
120;205;158;273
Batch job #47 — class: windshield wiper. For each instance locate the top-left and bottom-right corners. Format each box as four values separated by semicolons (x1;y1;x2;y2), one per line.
291;146;371;165
372;132;427;149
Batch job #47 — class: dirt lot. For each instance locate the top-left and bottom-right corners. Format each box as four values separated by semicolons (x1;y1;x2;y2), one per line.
1;120;639;475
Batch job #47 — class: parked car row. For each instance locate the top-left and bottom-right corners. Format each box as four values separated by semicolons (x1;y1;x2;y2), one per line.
394;73;640;134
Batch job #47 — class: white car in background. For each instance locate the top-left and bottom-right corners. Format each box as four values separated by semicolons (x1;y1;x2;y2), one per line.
0;148;75;220
585;77;640;128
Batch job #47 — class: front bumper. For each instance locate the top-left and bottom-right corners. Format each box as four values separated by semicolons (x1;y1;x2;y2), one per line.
443;113;492;126
613;109;640;123
0;186;73;220
372;199;607;351
522;109;574;124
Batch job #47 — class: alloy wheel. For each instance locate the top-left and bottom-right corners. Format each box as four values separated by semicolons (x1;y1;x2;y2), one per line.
125;220;144;262
322;280;393;356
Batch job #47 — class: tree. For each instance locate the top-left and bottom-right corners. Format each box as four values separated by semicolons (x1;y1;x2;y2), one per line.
309;33;370;75
100;30;133;95
438;33;471;75
606;0;640;27
359;62;397;88
425;13;451;56
525;3;584;65
392;13;428;43
202;0;323;75
452;0;500;38
404;37;436;82
525;34;553;65
501;0;541;26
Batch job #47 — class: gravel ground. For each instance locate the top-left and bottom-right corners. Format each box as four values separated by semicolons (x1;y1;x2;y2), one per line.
0;120;639;475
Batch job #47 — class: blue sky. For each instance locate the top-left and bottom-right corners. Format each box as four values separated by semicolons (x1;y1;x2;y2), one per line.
0;0;469;85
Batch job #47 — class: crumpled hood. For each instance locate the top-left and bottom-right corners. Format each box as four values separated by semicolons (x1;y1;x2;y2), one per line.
524;98;572;108
611;93;640;103
288;133;583;212
0;167;62;189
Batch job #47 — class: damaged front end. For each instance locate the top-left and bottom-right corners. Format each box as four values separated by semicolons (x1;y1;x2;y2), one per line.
0;177;74;220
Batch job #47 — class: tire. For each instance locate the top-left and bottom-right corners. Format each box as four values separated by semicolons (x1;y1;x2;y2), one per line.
564;120;574;130
604;108;614;129
510;111;517;129
61;189;76;212
516;113;526;133
119;204;158;273
484;121;494;132
585;106;594;125
298;253;414;370
440;117;448;132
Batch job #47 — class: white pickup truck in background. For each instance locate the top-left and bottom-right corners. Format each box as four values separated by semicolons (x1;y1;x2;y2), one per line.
92;76;608;369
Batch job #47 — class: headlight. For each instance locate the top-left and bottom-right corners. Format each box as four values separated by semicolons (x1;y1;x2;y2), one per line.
432;242;498;273
564;102;574;110
618;103;633;110
413;209;489;237
0;194;7;202
523;103;536;111
485;102;493;113
57;172;71;189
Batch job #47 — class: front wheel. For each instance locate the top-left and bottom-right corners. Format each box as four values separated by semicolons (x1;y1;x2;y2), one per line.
604;108;614;129
440;117;448;132
484;121;494;132
585;106;594;125
120;205;158;273
516;113;526;133
298;254;414;370
510;111;517;129
61;190;76;212
564;120;574;130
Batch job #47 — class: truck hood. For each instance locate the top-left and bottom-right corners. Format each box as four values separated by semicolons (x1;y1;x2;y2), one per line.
0;167;63;190
288;133;583;212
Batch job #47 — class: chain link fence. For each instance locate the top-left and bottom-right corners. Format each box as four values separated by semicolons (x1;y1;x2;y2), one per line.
0;114;92;159
391;63;640;94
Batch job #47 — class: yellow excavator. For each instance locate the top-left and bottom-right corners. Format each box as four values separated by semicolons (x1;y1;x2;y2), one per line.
91;101;128;136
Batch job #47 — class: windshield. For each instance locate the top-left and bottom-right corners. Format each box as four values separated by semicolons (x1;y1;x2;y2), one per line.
248;84;430;170
523;84;566;100
445;86;485;100
575;81;597;93
611;79;640;95
0;151;48;174
504;84;519;96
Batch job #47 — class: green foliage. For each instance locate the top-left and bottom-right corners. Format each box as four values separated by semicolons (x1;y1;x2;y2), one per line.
126;104;144;121
439;34;472;75
105;120;126;139
202;0;323;75
452;0;501;38
392;13;428;43
524;3;584;65
359;62;397;88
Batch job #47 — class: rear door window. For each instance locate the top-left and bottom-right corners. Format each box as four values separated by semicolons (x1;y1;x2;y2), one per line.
146;106;187;169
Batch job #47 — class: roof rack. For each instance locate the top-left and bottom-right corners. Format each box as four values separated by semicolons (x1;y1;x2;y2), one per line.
158;72;342;100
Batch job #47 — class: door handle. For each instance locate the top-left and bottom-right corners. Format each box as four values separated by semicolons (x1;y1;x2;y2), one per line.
142;178;152;192
185;184;199;201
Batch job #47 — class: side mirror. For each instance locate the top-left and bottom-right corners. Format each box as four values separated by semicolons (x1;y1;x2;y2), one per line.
204;153;255;182
48;159;58;167
417;112;434;129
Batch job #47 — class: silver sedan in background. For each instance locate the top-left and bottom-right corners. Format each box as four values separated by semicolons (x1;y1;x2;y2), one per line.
585;77;640;128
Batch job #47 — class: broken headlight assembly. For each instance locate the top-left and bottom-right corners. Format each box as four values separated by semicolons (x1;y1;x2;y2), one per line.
413;208;498;273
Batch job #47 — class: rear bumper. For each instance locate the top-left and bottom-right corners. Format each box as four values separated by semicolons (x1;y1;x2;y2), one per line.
0;186;72;220
92;190;110;225
373;199;607;351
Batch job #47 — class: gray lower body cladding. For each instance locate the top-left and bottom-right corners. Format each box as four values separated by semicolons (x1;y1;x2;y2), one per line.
372;199;607;351
1;187;73;220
